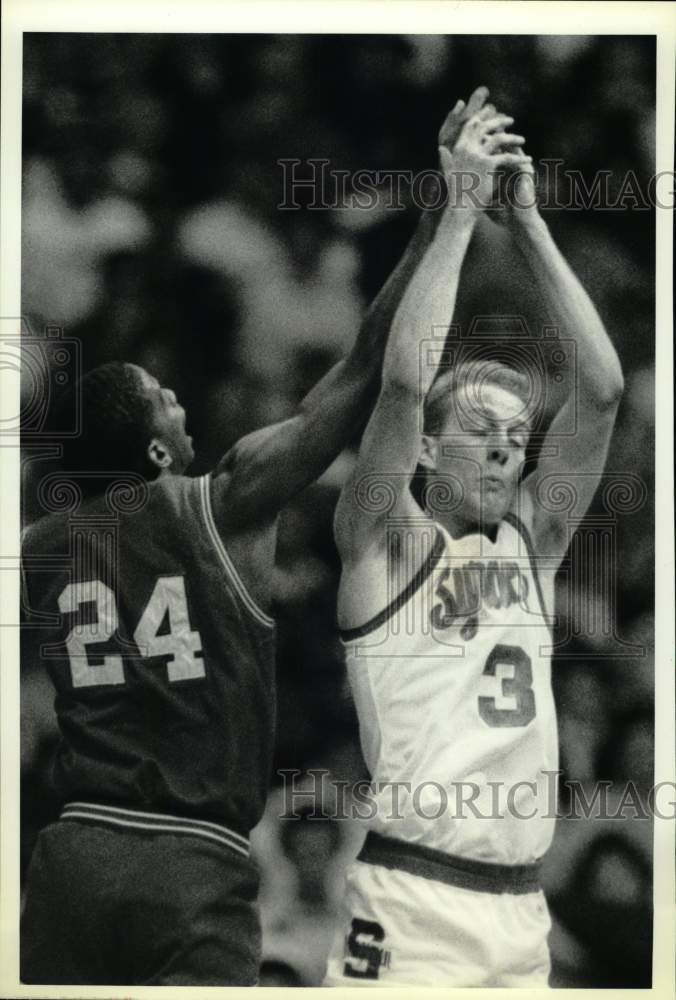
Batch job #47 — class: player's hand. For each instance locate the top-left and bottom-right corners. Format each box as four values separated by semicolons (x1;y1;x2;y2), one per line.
439;108;530;214
487;144;541;231
437;85;491;154
418;87;491;213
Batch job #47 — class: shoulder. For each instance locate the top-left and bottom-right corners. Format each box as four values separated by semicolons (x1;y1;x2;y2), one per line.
337;515;444;636
335;475;426;564
150;471;247;517
22;506;82;554
156;472;276;622
152;472;268;546
132;473;205;524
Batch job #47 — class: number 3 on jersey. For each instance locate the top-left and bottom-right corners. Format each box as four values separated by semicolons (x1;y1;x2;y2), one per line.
478;643;535;728
58;576;205;688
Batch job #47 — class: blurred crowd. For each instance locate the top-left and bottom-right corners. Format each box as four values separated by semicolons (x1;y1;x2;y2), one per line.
20;34;656;986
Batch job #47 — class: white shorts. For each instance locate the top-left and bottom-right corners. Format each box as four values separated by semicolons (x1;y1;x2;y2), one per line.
323;858;552;988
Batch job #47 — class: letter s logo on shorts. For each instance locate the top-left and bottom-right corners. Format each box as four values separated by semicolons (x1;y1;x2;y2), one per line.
343;918;391;979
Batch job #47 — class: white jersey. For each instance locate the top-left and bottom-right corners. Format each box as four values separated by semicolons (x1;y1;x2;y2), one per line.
341;513;557;865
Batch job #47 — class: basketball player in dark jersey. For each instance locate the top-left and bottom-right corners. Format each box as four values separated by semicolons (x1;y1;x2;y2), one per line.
20;88;494;987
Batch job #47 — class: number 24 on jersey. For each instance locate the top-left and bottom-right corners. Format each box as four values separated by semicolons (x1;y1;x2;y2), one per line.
57;576;204;688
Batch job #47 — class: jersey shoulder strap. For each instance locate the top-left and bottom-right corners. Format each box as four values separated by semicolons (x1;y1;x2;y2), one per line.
195;473;274;629
503;511;552;627
340;527;445;643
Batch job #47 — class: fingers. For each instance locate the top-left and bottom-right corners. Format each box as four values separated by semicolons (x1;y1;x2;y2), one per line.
476;102;496;121
498;145;535;177
491;151;533;169
495;132;523;153
446;99;465;120
460;113;514;149
505;145;534;170
464;86;489;118
476;114;514;134
438;86;491;148
437;101;465;145
482;132;526;153
438;145;454;175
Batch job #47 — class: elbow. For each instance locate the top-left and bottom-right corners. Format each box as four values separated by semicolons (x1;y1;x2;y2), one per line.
611;370;625;403
582;364;624;412
597;367;625;410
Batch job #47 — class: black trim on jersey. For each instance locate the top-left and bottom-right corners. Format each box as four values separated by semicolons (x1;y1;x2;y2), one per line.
504;512;553;638
339;529;445;642
358;831;543;895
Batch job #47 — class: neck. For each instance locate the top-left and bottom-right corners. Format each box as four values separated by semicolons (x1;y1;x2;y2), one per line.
431;509;499;543
156;464;181;479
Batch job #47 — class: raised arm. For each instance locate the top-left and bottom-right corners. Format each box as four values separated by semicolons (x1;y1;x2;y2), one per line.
212;89;494;529
335;109;528;562
498;158;624;560
210;207;439;528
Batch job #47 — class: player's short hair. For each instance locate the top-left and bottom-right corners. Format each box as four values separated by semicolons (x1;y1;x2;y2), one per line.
423;359;536;436
57;362;159;487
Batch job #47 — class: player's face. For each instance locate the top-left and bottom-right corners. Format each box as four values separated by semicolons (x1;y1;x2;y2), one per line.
425;382;530;528
133;366;195;473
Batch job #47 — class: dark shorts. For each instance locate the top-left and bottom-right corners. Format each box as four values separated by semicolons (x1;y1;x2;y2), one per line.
21;817;261;986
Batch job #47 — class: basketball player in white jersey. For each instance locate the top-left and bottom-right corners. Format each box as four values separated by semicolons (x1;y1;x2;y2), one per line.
323;96;624;987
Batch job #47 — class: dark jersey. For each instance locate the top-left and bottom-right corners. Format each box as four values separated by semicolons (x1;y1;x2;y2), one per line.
21;473;276;835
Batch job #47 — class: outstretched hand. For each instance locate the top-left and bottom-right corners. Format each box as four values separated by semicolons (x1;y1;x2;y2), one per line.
438;93;530;214
414;88;493;216
437;85;491;153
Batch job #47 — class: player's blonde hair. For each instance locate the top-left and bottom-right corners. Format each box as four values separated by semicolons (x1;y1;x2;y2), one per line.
423;359;536;436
